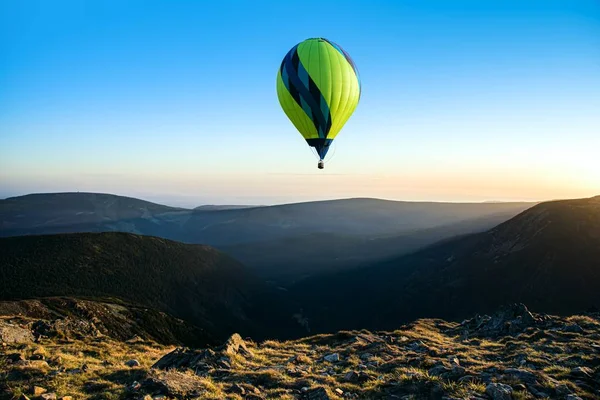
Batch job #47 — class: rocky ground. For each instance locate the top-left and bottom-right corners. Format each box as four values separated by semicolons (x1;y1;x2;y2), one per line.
2;304;600;399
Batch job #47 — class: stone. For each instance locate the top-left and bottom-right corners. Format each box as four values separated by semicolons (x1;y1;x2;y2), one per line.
224;333;251;357
227;384;245;395
217;357;231;369
503;368;539;384
0;321;34;344
563;324;584;333
511;383;527;392
344;371;359;382
40;394;57;400
31;387;47;396
570;366;592;378
7;353;25;362
555;384;572;396
448;356;460;366
306;387;330;400
125;359;141;367
485;383;513;400
323;353;340;362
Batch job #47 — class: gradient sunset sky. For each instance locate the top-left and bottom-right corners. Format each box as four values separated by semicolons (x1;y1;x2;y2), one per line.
2;0;599;207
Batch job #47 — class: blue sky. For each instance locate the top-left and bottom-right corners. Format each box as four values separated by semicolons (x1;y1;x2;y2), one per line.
1;0;599;206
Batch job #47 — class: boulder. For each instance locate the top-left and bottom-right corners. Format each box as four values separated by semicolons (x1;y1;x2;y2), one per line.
485;383;513;400
0;321;34;344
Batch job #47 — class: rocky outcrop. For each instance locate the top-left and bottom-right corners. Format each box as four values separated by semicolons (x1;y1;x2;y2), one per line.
452;303;542;338
2;305;600;399
152;333;252;375
0;320;34;344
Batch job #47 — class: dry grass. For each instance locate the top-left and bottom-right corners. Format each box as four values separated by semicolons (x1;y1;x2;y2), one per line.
2;312;599;399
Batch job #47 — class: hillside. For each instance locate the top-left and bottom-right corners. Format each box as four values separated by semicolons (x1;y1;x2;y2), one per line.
0;192;191;244
2;304;599;399
0;297;214;347
290;195;600;334
0;192;535;280
0;232;270;342
222;211;526;281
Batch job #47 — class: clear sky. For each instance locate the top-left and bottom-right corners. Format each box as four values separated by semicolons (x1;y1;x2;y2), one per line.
1;0;599;207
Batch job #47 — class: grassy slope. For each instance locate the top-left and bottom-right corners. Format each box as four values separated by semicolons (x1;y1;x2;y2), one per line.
2;309;599;399
0;232;264;340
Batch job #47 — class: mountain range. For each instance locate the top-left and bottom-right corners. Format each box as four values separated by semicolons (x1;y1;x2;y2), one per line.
0;192;535;282
2;191;600;345
289;195;600;334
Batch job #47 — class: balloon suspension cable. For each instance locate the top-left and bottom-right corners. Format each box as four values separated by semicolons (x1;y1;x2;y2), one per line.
325;141;338;163
308;145;321;161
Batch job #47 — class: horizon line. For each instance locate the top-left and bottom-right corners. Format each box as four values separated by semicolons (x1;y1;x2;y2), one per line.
0;189;585;209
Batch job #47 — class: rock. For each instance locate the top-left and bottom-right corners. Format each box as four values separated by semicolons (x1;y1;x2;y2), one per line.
563;324;584;333
570;366;593;378
458;303;538;338
359;352;373;360
335;388;344;395
152;347;214;370
555;384;572;396
217;357;231;369
125;359;141;367
227;384;246;395
428;364;449;376
306;387;330;400
7;353;25;362
440;365;466;380
139;378;169;395
512;383;527;392
526;385;549;398
566;395;583;400
0;321;34;344
40;394;57;400
31;386;47;396
323;353;339;362
60;397;73;400
224;333;251;357
344;371;359;382
485;383;513;400
448;356;460;366
407;340;428;352
357;371;372;383
503;368;539;384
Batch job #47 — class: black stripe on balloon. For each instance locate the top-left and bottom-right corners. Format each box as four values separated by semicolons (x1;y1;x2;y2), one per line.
280;46;332;138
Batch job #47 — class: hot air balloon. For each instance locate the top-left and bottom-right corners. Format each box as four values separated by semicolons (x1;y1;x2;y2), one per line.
276;37;361;169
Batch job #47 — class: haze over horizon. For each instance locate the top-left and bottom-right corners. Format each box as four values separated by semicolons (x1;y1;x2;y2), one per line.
2;0;599;206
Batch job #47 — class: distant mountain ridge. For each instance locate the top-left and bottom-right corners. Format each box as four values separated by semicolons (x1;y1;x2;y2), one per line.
0;192;536;281
290;195;600;334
